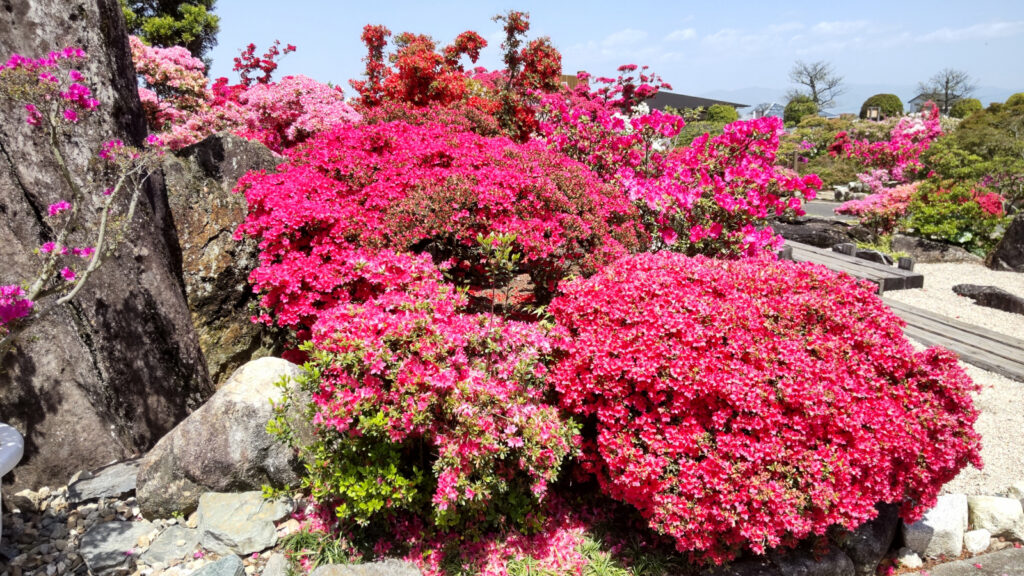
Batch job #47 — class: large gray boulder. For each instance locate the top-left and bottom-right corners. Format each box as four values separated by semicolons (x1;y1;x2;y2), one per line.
161;133;284;384
196;491;292;556
835;503;900;576
310;561;423;576
0;0;212;491
770;218;869;249
953;284;1024;315
136;357;307;519
967;496;1024;540
987;213;1024;272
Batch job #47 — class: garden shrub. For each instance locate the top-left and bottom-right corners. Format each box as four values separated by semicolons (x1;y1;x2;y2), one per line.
706;103;738;123
550;252;981;564
903;180;1009;255
950;98;982;119
859;93;903;119
783;95;817;125
235;119;647;323
1004;92;1024;107
836;182;918;236
274;256;579;534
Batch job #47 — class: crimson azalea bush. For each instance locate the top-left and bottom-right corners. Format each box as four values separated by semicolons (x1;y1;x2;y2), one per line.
549;252;981;564
235;119;646;314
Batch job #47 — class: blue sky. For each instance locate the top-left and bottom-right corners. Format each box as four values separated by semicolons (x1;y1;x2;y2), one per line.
207;1;1024;113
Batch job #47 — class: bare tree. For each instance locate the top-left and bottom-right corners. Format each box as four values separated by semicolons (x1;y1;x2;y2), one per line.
787;60;844;109
918;68;976;114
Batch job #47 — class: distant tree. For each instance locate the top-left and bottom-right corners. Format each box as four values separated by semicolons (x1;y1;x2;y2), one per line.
950;98;982;119
918;68;976;114
751;102;774;118
784;95;818;125
859;93;903;119
1005;93;1024;107
706;103;738;123
121;0;220;63
787;60;844;109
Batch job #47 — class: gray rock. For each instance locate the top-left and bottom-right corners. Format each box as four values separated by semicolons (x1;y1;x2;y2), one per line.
192;555;245;576
700;557;781;576
6;489;43;513
772;544;854;576
261;552;290;576
924;547;1024;576
310;561;423;576
197;491;292;556
770;218;870;249
987;213;1024;272
854;249;894;265
137;357;307;519
903;493;968;559
80;520;157;575
138;525;200;565
952;285;1024;316
891;234;983;264
1009;481;1024;503
967;496;1024;540
68;459;140;503
836;503;900;576
896;547;923;569
162;133;284;384
964;529;992;555
0;0;213;493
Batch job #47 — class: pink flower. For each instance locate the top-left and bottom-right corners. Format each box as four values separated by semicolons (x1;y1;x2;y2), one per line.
48;200;71;216
40;242;57;254
63;108;78;123
60;267;76;282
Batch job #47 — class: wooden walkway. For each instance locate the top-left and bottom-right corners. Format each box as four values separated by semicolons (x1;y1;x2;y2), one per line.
782;241;924;293
884;298;1024;383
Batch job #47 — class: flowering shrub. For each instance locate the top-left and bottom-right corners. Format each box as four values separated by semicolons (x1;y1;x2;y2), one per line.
550;252;981;564
0;47;162;358
904;180;1009;255
131;37;360;151
236;120;645;316
830;103;944;184
836;182;919;236
266;246;578;536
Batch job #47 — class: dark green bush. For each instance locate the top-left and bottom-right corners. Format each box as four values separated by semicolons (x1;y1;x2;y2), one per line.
784;95;818;125
706;103;738;123
950;98;982;119
903;180;1009;255
1005;92;1024;107
859;93;904;119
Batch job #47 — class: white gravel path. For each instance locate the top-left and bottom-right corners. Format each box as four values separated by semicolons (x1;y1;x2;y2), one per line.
885;262;1024;497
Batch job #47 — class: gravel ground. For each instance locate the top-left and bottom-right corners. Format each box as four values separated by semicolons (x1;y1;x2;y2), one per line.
886;262;1024;497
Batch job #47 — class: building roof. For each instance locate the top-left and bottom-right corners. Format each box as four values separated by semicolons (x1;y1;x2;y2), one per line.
644;91;748;111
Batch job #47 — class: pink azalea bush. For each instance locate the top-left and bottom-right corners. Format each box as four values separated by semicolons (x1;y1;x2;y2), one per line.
829;103;944;184
236;118;646;314
130;37;360;151
550;252;981;564
836;182;919;236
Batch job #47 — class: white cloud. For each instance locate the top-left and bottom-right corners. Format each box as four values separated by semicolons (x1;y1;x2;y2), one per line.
812;20;870;36
768;22;804;33
602;28;648;47
664;28;697;42
916;21;1024;43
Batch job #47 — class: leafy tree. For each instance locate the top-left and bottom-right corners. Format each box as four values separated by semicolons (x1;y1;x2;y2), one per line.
918;68;975;114
120;0;219;63
1005;92;1024;107
787;60;844;109
860;93;903;119
784;94;818;125
950;98;982;119
706;103;738;123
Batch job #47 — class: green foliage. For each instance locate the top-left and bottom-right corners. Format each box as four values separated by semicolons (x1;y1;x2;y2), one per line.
784;95;817;125
950;98;982;119
120;0;220;61
280;528;357;571
705;104;738;123
903;181;1010;255
670;120;727;147
778;116;859;187
1004;92;1024;107
859;93;903;119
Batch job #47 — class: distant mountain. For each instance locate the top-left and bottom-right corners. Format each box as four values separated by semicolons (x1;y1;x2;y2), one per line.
698;84;1020;116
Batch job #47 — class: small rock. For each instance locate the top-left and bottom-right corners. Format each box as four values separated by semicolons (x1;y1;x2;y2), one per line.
836;503;899;576
963;529;991;554
197;492;292;556
897;547;923;569
140;525;202;566
967;495;1024;540
902;493;968;558
261;553;289;576
952;285;1024;316
191;555;245;576
80;520;157;575
310;560;423;576
7;490;43;513
1007;481;1024;502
